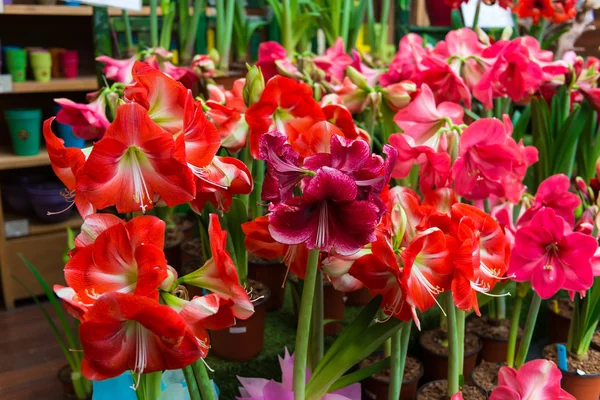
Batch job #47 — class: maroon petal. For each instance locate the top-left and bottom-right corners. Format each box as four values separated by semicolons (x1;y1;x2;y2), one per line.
303;166;358;203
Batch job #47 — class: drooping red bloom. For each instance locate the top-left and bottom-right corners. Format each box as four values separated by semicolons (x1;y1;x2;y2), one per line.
507;207;597;299
245;76;325;158
180;214;254;320
54;95;110;140
80;292;203;380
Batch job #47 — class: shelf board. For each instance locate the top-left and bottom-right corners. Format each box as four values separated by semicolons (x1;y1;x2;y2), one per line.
4;212;82;238
0;147;50;170
1;4;215;17
8;76;99;94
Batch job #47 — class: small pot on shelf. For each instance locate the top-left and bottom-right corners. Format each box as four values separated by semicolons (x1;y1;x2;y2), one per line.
415;380;486;400
209;279;270;361
360;353;423;399
543;343;600;400
247;255;287;312
57;365;90;400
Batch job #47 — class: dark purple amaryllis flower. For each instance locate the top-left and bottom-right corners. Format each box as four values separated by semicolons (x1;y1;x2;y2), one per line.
268;166;380;255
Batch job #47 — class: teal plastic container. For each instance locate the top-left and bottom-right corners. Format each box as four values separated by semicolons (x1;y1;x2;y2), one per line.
5;108;42;156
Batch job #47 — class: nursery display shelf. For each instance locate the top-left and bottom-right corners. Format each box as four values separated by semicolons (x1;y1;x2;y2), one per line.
7;76;99;94
0;147;50;170
4;212;82;238
1;4;216;17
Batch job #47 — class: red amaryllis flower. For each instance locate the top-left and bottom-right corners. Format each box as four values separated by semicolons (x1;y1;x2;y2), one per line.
96;55;137;84
43;118;94;218
313;37;354;84
76;102;196;213
452;116;538;203
518;174;580;228
180;214;254;320
80;292;203;380
507;207;597;299
123;61;187;134
245;76;325;157
451;204;510;314
54;95;110;140
191;156;253;213
206;101;249;153
56;214;168;317
513;0;575;24
269;166;380;255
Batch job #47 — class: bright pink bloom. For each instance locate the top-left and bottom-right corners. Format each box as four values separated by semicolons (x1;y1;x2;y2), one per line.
350;50;381;87
433;28;486;60
490;359;575;400
507;208;598;299
419;55;472;107
96;55;137;84
314;38;354;84
54;96;110;140
518;174;581;228
237;348;361;399
256;41;297;81
380;34;427;87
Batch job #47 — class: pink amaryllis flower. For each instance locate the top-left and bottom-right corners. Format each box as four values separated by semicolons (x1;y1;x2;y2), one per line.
490;359;575;400
96;55;137;84
256;41;297;82
419;55;472;108
237;348;361;399
507;207;598;299
313;37;354;84
380;34;427;87
54;95;110;140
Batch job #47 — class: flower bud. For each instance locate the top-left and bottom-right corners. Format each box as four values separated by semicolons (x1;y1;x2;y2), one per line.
191;54;216;79
243;65;265;107
500;26;513;41
475;26;491;46
209;48;220;66
275;59;302;80
160;265;178;292
381;81;417;112
346;66;371;91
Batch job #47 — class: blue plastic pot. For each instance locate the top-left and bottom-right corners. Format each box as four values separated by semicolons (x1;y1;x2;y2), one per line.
26;181;74;223
52;105;85;148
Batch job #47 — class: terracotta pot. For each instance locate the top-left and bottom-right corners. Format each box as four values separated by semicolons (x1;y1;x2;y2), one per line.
346;287;373;307
547;302;571;344
416;380;486;400
560;370;600;400
248;260;287;312
419;332;482;384
425;0;453;26
209;280;270;361
361;358;424;400
477;334;520;363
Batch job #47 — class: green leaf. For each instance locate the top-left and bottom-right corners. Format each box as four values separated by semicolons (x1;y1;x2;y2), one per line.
224;198;248;283
512;104;531;142
346;0;368;52
541;28;569;49
328;356;390;392
451;9;463;29
463;107;480;121
552;105;585;175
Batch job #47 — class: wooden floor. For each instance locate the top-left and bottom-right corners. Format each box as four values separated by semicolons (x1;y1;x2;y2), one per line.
0;302;68;400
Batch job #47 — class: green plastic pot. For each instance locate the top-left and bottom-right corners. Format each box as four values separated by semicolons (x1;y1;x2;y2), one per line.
30;51;52;82
5;49;27;82
5;109;42;156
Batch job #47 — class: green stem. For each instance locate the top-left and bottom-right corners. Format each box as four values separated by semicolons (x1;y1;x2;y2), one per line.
150;0;159;48
122;10;134;51
309;270;324;371
377;0;390;60
137;371;162;400
179;0;189;48
159;4;176;50
182;0;205;65
183;365;202;400
250;159;265;219
456;309;465;376
446;294;459;396
72;374;89;400
398;321;412;396
515;293;542;369
340;0;351;46
496;297;506;320
281;0;294;54
388;328;402;399
383;337;392;358
192;359;215;400
293;249;320;400
506;295;524;368
472;0;482;29
217;0;235;71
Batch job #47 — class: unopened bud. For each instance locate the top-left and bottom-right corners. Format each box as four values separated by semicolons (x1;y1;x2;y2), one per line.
346;66;370;91
243;65;265;107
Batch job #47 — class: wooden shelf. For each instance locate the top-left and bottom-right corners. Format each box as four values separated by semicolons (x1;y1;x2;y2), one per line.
0;147;50;170
1;4;214;17
8;76;99;94
4;212;82;238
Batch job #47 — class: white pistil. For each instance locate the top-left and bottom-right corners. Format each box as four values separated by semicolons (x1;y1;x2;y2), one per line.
470;278;511;297
411;263;447;316
316;203;329;249
480;260;515;280
128;148;151;213
131;324;148;390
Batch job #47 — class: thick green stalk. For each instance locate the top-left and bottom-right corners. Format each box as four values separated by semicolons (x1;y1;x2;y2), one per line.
137;371;162;400
456;309;466;375
445;294;460;397
506;296;524;367
122;11;134;51
496;297;507;320
309;270;324;370
515;293;542;369
340;0;351;46
281;0;293;54
192;359;215;400
179;0;189;47
181;0;205;65
293;249;321;400
384;337;392;358
182;365;202;400
472;0;482;29
160;4;176;50
377;0;390;60
217;0;235;71
250;159;265;219
150;0;159;48
388;328;403;399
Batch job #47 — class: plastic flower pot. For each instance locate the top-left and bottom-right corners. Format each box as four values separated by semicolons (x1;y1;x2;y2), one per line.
48;48;65;78
248;257;287;312
59;51;79;79
360;353;424;400
5;48;27;82
5;108;42;156
63;1;80;5
425;0;453;26
57;365;79;400
543;343;600;400
209;279;270;361
1;174;46;215
52;106;85;149
416;380;486;400
30;50;52;82
27;182;74;223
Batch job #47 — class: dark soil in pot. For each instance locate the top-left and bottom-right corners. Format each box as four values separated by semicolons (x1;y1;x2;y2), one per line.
164;226;184;274
360;353;423;399
543;343;600;400
471;361;502;396
420;329;482;384
181;238;205;267
209;279;270;361
468;317;521;363
547;298;572;344
416;380;486;400
346;287;374;307
248;254;286;312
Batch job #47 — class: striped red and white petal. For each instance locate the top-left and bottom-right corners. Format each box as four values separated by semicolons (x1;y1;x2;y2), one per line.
76;103;196;213
80;293;202;380
181;91;221;170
